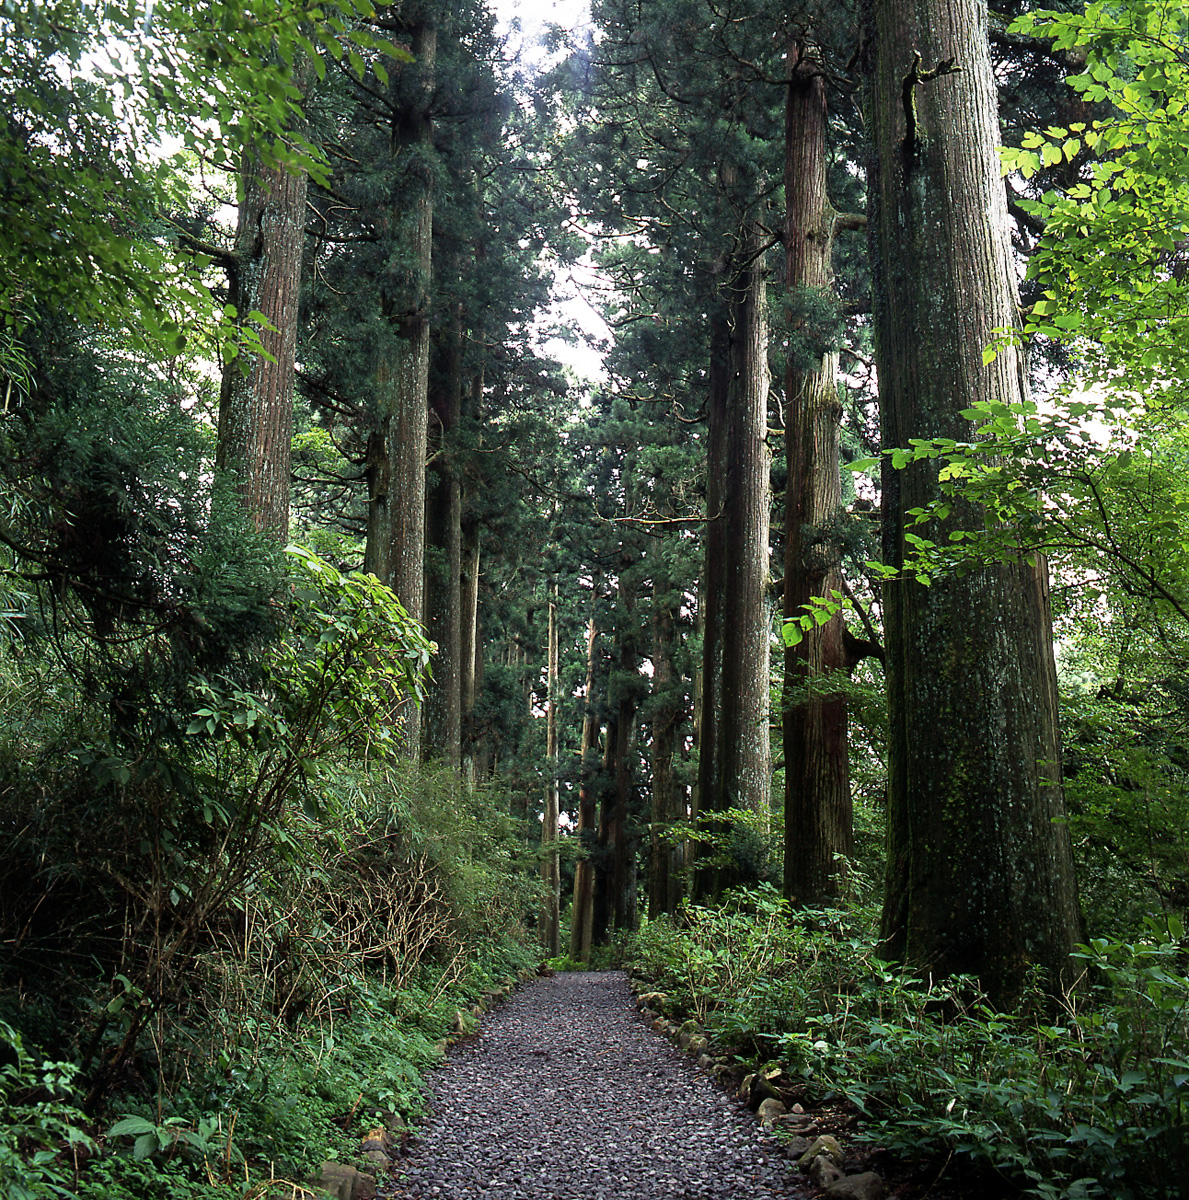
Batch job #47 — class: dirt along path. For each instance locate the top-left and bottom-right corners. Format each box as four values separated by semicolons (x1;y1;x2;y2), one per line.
383;970;808;1200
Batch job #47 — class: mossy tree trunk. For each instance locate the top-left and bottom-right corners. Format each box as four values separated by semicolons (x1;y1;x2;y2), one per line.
460;368;483;784
649;580;680;919
866;0;1082;1004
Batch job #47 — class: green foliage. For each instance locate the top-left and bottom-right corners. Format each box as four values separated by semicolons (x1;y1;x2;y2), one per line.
0;1021;94;1200
630;893;1189;1199
0;0;409;352
686;810;782;891
1000;1;1189;389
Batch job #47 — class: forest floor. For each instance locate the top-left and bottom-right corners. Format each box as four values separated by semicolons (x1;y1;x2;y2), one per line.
382;970;809;1199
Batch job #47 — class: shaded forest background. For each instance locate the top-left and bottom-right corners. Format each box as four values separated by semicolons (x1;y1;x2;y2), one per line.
1;0;1188;1197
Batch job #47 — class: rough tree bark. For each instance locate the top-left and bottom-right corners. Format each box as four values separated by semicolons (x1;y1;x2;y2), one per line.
216;149;307;539
867;0;1082;1003
716;223;772;821
423;291;463;767
692;304;730;900
369;16;436;757
594;569;639;940
781;39;853;907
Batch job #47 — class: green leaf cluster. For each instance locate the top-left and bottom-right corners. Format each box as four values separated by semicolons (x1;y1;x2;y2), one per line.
1000;1;1189;389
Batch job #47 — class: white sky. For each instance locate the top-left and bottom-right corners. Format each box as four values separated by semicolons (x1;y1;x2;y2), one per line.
492;0;610;385
493;0;592;52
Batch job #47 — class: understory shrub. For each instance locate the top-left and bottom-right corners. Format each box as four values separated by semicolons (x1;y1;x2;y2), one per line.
0;544;541;1195
629;888;1189;1200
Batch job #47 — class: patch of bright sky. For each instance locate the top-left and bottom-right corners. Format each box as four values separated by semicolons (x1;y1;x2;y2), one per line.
492;0;610;387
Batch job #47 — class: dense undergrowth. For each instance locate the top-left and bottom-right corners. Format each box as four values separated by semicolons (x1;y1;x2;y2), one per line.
0;542;541;1199
628;886;1189;1200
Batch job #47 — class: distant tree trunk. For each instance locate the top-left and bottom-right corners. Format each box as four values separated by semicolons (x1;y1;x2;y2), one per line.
782;39;853;907
610;576;639;932
693;304;730;899
867;0;1082;1004
591;708;618;946
649;587;680;919
364;422;393;581
216;149;307;539
374;17;436;757
595;570;639;938
423;292;463;767
539;582;561;955
570;594;600;961
460;369;483;784
716;222;772;822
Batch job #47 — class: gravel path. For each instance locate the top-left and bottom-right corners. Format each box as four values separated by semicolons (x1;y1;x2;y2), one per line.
386;970;808;1200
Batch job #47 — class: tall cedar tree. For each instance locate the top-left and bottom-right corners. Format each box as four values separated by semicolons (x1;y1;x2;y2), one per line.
367;13;436;756
579;0;779;901
865;0;1083;1003
781;32;874;906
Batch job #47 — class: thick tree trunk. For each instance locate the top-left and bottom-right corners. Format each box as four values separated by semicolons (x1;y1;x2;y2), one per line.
782;42;853;907
867;0;1082;1003
217;152;307;539
539;583;561;955
716;225;772;822
423;295;463;767
570;597;600;962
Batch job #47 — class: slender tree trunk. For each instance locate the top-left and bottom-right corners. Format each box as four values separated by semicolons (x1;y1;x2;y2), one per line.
867;0;1082;1003
649;589;679;919
570;594;600;961
716;223;772;823
375;18;436;756
693;304;730;899
782;40;853;906
610;574;639;932
364;423;392;581
423;293;463;767
539;582;561;955
594;567;639;938
591;708;618;947
460;367;483;784
217;150;307;539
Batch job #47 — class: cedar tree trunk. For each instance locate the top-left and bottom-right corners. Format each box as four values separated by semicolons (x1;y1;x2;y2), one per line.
716;223;772;821
782;41;853;906
867;0;1082;1004
217;152;307;539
